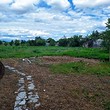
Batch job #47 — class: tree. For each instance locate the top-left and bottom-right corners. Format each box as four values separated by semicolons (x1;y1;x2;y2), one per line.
47;38;56;46
58;38;68;47
4;42;8;46
35;37;46;46
106;18;110;29
27;40;36;46
21;40;26;46
14;40;20;46
35;39;46;46
0;40;3;45
101;18;110;61
89;30;100;41
68;35;83;47
9;40;14;46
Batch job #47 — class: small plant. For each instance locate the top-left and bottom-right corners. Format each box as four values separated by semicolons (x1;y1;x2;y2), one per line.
103;101;110;110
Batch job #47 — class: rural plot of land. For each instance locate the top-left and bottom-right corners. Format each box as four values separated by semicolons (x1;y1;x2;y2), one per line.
0;56;110;110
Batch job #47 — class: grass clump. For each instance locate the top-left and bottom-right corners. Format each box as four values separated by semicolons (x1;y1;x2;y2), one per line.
50;62;110;76
103;101;110;110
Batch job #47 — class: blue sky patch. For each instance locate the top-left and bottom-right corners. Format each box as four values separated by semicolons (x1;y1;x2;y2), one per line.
0;0;110;41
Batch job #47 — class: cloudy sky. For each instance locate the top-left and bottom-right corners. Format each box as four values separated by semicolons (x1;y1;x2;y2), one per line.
0;0;110;41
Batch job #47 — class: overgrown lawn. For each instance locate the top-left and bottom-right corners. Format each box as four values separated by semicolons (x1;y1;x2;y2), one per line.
50;62;110;76
0;46;109;60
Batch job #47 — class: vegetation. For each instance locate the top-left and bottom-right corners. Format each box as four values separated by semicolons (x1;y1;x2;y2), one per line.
101;18;110;61
0;18;110;61
0;31;102;47
47;38;56;46
0;46;108;60
50;62;110;76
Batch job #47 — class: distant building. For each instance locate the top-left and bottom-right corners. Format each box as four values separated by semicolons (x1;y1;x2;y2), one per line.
83;39;93;48
93;39;103;47
83;39;103;48
46;42;49;46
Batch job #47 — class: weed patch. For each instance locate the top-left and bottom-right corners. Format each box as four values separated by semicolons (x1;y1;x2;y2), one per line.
50;62;110;76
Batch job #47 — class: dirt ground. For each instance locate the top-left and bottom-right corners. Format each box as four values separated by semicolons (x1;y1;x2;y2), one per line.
0;56;110;110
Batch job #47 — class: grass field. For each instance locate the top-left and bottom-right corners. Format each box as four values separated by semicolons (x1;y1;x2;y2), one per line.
0;46;110;109
50;62;110;76
0;46;109;60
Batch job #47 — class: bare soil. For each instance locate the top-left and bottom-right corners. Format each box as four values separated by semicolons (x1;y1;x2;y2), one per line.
0;56;110;110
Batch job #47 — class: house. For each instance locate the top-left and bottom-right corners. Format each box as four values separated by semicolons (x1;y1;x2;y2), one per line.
93;39;103;47
83;39;103;48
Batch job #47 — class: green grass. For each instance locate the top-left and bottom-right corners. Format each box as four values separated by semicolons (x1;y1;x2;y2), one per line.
0;46;109;60
50;62;110;76
103;100;110;110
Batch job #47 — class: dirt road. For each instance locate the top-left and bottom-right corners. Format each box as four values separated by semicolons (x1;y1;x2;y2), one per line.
0;56;110;110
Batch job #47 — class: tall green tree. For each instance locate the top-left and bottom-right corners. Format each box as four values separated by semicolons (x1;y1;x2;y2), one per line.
27;40;36;46
0;40;3;45
14;40;20;46
68;35;82;47
47;38;56;46
35;37;46;46
89;30;100;41
58;38;68;47
4;42;8;46
102;18;110;61
9;40;14;46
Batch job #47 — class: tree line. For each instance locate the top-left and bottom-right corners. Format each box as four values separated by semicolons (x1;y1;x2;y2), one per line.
0;37;55;46
0;18;110;51
0;31;102;47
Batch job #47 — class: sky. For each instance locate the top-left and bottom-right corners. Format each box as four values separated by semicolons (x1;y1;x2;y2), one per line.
0;0;110;41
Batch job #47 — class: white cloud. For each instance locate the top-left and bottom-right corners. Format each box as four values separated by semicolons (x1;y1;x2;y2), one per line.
27;8;71;23
0;0;12;4
11;0;40;14
44;0;70;10
73;0;110;8
0;0;109;40
0;28;50;36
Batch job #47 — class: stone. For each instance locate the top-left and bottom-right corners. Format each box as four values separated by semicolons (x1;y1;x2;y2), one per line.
35;102;40;107
13;70;18;73
17;71;26;76
14;105;26;110
27;76;32;80
16;92;27;100
19;78;24;84
14;106;22;110
28;92;33;95
35;93;39;99
5;65;14;70
27;59;31;64
28;95;38;103
28;83;35;91
19;99;26;106
0;61;5;79
14;100;21;107
15;91;18;94
18;86;25;92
